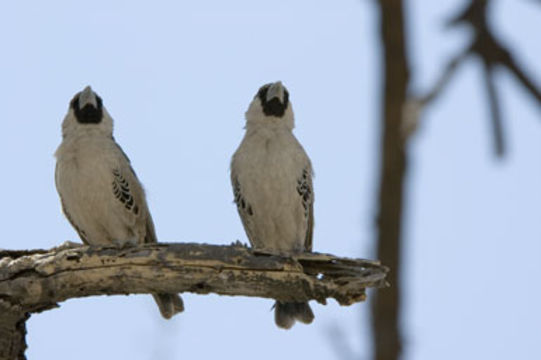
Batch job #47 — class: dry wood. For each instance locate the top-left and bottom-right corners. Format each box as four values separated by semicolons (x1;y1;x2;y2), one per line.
0;242;387;360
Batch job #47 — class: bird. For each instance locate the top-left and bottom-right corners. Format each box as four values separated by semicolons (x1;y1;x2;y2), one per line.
230;81;315;329
55;85;184;319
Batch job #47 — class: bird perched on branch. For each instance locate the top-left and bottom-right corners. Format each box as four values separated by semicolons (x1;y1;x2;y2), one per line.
55;86;184;319
231;81;315;329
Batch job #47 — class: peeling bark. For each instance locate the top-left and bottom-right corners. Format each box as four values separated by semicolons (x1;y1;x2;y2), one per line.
0;301;28;360
0;242;387;359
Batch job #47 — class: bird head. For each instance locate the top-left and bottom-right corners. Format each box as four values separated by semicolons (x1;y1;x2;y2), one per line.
62;86;113;138
245;81;294;130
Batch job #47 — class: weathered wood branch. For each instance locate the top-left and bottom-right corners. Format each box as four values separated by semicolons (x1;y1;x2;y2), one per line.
0;243;387;310
0;301;28;360
0;242;387;359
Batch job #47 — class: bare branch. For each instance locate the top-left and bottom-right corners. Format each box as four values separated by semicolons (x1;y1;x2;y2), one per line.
0;243;387;311
416;50;469;107
504;54;541;105
0;301;28;360
411;0;541;157
368;0;537;359
0;243;387;358
482;61;505;157
402;50;469;139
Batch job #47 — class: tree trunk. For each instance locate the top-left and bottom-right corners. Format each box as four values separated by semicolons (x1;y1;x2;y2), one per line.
0;301;28;360
372;1;410;360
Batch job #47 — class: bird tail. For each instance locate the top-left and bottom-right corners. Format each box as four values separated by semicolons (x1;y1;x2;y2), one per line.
274;301;314;329
152;293;184;319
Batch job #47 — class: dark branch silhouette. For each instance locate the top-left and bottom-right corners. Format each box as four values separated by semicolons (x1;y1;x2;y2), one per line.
372;1;409;360
409;0;541;157
482;59;505;156
370;1;540;360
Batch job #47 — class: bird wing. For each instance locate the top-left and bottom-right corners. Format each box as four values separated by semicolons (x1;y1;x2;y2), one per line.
111;142;157;243
231;166;257;245
296;166;314;252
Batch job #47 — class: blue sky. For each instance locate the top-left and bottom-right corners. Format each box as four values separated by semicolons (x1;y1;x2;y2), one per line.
0;0;539;359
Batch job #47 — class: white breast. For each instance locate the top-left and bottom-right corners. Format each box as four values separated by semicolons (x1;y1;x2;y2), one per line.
232;127;310;253
55;134;140;246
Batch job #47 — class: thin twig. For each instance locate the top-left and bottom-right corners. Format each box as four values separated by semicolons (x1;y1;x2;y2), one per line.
412;0;541;157
503;54;541;105
401;50;469;139
417;50;469;106
482;60;505;157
